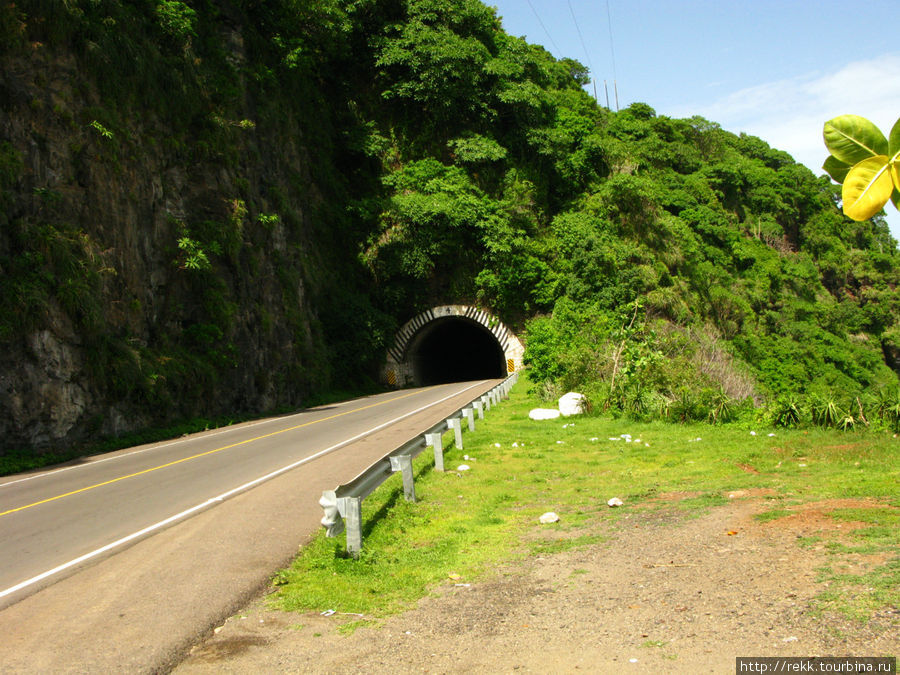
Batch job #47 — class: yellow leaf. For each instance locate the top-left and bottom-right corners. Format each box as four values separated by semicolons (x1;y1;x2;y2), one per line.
891;159;900;192
842;155;893;221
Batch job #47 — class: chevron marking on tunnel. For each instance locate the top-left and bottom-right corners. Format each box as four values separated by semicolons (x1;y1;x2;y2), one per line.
383;305;524;388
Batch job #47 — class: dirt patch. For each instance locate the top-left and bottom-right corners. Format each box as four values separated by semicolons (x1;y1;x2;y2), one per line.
756;510;869;535
724;488;777;499
188;635;270;661
750;498;897;537
174;498;899;674
643;490;705;503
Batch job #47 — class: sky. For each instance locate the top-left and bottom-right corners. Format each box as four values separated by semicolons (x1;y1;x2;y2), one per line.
489;0;900;243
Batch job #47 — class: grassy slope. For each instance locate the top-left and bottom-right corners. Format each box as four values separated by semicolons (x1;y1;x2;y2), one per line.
273;374;899;629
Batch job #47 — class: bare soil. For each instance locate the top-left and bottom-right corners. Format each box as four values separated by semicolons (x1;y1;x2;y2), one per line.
174;495;899;674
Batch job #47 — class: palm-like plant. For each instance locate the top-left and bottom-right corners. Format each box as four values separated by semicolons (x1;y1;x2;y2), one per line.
771;394;803;428
708;389;734;425
839;414;856;432
811;396;840;428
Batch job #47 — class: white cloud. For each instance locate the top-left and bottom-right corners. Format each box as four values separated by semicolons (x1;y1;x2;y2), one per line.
670;53;900;241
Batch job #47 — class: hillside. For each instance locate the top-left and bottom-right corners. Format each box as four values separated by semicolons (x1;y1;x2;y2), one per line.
1;0;898;453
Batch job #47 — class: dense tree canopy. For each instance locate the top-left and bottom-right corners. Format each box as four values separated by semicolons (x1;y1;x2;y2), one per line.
1;0;898;446
354;0;900;426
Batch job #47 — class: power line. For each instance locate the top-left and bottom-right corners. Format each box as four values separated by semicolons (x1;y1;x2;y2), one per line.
567;0;596;100
606;0;619;110
605;0;618;80
567;0;593;72
525;0;561;56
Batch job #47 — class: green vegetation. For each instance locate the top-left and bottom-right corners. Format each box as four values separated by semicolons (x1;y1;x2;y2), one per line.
357;1;900;425
0;0;898;454
272;377;899;626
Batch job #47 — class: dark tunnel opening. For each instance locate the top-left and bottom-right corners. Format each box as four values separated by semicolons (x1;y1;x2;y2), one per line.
408;318;506;385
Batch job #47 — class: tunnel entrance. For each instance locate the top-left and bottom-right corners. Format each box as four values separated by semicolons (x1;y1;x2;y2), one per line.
409;318;506;385
383;305;524;388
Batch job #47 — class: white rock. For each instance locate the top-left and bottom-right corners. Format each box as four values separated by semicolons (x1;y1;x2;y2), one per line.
750;431;757;436
529;408;561;420
539;512;560;524
494;442;501;448
559;392;585;417
590;437;599;442
457;464;470;471
607;497;624;507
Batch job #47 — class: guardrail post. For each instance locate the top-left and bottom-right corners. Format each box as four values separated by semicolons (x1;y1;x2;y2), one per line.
447;417;463;449
389;454;416;502
482;394;491;411
319;490;344;537
462;407;475;432
425;432;444;471
343;496;363;557
473;400;484;420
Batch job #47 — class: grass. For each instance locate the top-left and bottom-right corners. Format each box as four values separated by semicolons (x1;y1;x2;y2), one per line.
811;507;900;621
754;508;793;522
271;374;898;626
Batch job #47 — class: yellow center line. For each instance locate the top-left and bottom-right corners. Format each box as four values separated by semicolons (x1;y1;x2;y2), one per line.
0;388;433;518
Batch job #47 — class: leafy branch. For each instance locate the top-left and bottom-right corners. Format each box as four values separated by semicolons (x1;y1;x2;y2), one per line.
89;120;114;140
822;114;900;221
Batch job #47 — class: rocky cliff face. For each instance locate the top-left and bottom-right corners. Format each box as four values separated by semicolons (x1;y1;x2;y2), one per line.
0;20;366;451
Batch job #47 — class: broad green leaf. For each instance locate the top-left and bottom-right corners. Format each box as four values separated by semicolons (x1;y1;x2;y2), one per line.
842;155;892;221
890;116;900;154
823;115;888;165
822;154;850;183
891;187;900;212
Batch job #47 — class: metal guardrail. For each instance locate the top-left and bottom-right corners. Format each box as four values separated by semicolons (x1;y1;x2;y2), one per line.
319;372;519;557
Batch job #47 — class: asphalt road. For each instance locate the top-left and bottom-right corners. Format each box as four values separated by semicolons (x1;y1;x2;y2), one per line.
0;379;500;673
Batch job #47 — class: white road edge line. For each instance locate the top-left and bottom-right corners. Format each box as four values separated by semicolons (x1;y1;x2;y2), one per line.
0;380;488;601
0;385;452;489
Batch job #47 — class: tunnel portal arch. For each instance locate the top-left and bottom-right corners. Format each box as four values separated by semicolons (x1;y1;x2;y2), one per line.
384;305;524;387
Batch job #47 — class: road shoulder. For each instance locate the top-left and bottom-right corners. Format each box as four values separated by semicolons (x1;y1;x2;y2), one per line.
175;497;898;673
